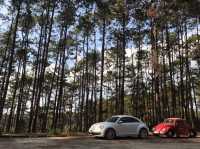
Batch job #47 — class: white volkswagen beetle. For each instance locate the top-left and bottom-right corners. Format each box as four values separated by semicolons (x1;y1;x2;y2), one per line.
89;115;149;139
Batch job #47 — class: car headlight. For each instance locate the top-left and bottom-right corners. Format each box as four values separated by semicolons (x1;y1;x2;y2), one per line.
99;125;104;129
160;128;167;132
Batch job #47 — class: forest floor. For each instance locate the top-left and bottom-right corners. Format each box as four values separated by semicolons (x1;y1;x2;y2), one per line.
0;135;200;149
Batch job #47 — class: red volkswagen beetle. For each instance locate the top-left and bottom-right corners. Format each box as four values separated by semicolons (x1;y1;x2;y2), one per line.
152;118;197;138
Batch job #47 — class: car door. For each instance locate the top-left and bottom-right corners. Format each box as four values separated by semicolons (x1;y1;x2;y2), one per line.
116;117;140;136
176;120;189;136
127;117;141;135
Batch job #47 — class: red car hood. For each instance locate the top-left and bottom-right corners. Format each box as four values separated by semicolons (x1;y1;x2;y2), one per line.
153;123;174;133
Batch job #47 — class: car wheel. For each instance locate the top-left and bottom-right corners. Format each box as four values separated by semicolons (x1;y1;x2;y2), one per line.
105;129;116;140
166;130;175;138
190;130;197;138
139;128;148;139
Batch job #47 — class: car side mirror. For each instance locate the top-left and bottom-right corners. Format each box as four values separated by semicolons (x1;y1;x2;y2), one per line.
118;120;123;124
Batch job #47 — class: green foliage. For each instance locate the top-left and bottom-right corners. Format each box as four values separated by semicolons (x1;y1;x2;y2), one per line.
0;0;200;134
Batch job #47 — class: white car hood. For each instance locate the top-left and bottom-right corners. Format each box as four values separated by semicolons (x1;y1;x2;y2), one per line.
90;122;114;130
94;122;114;126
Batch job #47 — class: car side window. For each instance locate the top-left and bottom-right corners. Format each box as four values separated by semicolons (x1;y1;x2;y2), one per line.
176;120;184;126
182;120;188;127
119;117;140;123
183;120;188;126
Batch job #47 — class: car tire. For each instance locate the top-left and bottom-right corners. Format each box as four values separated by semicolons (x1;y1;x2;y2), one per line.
190;129;197;138
139;128;148;139
105;129;116;140
166;130;175;138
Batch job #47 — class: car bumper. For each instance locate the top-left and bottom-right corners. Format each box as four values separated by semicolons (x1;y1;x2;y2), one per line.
153;132;160;136
88;130;104;137
153;131;166;135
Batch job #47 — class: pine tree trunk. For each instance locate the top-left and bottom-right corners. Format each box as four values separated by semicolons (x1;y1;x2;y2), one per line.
0;5;21;122
99;17;106;122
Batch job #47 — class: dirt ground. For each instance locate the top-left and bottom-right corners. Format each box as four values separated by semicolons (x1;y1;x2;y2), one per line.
0;135;200;149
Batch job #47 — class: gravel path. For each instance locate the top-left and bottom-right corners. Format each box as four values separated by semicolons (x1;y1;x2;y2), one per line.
0;136;200;149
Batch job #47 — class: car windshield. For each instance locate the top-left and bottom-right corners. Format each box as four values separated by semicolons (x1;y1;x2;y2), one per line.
164;119;174;124
106;116;119;123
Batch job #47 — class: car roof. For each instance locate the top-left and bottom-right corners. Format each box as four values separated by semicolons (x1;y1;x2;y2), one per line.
167;117;183;120
112;115;137;118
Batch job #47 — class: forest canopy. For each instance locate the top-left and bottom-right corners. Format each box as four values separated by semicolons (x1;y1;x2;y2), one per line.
0;0;200;134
